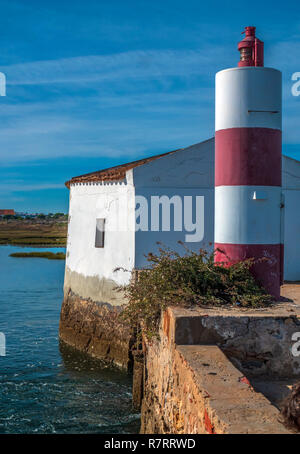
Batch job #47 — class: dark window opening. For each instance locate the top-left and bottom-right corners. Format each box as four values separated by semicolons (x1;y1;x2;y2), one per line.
95;218;105;248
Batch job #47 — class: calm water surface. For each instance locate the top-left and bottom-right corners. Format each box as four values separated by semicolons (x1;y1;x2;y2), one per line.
0;245;139;434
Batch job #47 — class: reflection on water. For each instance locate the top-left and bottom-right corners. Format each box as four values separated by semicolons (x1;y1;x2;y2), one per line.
0;245;140;434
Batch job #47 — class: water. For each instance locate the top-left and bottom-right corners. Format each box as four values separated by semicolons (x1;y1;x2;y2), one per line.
0;245;140;434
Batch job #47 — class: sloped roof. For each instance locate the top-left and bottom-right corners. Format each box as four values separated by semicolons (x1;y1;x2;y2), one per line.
65;142;300;189
282;154;300;189
65;149;180;188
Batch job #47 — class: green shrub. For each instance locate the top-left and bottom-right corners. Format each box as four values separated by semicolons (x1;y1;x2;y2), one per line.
120;243;272;340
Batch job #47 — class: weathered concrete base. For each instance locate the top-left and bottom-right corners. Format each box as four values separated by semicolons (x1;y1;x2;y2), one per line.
165;287;300;377
64;267;126;306
140;310;293;434
59;290;133;370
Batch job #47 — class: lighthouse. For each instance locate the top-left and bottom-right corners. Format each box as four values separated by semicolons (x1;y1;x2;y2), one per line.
214;26;283;299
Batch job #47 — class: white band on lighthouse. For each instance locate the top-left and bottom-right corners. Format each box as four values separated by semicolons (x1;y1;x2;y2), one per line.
215;67;282;132
215;186;281;245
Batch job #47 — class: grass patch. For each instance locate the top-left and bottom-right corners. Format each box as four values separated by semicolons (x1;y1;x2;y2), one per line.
10;251;66;260
120;243;272;340
8;238;66;246
0;219;67;246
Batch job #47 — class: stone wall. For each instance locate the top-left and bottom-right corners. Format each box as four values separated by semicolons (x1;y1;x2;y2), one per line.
165;302;300;377
139;309;292;434
59;290;134;370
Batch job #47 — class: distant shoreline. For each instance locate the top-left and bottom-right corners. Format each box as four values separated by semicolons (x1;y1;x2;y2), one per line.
10;251;66;260
0;218;67;247
0;242;66;247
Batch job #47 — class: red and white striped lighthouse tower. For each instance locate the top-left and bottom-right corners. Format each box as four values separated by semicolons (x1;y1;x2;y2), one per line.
214;26;283;299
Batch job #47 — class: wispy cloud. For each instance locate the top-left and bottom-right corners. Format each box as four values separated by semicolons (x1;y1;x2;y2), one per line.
0;182;64;193
0;42;298;168
2;48;226;86
0;51;215;164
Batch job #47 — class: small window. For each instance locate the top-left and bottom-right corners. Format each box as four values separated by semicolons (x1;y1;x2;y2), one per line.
95;218;105;248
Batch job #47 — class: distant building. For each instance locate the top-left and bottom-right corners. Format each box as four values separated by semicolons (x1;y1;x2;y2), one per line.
0;209;15;216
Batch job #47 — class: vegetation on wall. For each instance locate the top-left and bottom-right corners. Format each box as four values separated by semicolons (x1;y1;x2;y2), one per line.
120;243;272;339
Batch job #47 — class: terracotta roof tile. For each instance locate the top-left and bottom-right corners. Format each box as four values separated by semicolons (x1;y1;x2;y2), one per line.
65;149;180;188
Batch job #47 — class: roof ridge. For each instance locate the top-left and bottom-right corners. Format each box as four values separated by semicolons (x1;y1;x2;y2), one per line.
65;148;182;188
64;137;216;188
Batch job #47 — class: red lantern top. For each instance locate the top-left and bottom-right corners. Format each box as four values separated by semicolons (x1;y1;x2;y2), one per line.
238;26;264;67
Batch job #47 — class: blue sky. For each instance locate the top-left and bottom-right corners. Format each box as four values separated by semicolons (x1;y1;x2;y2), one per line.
0;0;299;213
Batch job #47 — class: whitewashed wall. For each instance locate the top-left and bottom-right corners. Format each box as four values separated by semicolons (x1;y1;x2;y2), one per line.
283;156;300;281
133;139;215;268
65;180;135;304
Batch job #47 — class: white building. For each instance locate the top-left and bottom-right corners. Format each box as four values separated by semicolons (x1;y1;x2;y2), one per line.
64;138;300;307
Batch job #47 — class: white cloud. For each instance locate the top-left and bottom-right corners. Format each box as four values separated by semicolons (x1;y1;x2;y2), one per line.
2;48;226;86
0;44;298;166
0;182;64;193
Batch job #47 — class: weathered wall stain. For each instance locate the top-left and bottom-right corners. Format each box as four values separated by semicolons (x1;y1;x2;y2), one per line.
59;290;133;370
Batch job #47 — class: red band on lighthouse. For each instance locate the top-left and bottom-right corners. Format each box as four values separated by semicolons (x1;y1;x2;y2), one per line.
215;128;282;187
215;243;283;297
